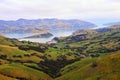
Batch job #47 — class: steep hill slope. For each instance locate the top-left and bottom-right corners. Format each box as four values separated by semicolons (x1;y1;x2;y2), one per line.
0;63;52;80
56;51;120;80
0;36;53;80
0;36;16;46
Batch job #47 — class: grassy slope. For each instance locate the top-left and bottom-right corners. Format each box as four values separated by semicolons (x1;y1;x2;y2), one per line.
56;51;120;80
0;74;17;80
0;63;52;80
0;36;13;46
0;45;26;57
48;30;120;59
60;58;97;75
0;36;53;80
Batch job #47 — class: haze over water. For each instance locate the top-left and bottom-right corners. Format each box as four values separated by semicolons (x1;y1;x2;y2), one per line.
3;31;75;43
2;24;107;43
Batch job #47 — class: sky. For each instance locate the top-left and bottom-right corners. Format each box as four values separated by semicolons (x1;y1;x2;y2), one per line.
0;0;120;25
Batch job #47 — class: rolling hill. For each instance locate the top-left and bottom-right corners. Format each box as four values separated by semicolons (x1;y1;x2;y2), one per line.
56;51;120;80
0;36;53;80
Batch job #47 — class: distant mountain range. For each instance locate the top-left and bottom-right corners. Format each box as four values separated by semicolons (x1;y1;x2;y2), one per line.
73;25;120;35
104;22;120;26
0;18;97;34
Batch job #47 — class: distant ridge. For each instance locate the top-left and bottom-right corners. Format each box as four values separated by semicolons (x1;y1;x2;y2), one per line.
104;21;120;26
0;18;97;33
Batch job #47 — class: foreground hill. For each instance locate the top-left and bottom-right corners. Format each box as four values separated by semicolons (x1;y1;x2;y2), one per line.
0;35;23;46
0;36;53;80
56;51;120;80
0;63;52;80
0;18;96;33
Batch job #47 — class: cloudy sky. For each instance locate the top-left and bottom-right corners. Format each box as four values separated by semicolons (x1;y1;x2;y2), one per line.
0;0;120;24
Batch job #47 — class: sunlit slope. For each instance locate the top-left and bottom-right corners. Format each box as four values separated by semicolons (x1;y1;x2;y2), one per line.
0;44;26;57
0;74;17;80
56;51;120;80
0;63;53;80
0;35;23;46
0;36;13;45
0;36;53;80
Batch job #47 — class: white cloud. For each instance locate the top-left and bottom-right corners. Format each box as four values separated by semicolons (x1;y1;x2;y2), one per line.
0;0;120;24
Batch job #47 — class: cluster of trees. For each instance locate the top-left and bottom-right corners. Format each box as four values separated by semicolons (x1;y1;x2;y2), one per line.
18;44;48;53
39;55;80;78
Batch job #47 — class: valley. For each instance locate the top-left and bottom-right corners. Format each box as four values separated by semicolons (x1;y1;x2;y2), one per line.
1;0;120;79
0;24;120;80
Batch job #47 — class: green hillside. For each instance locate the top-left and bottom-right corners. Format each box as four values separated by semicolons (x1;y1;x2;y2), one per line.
0;36;53;80
0;63;52;80
52;28;120;55
0;36;14;46
56;51;120;80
